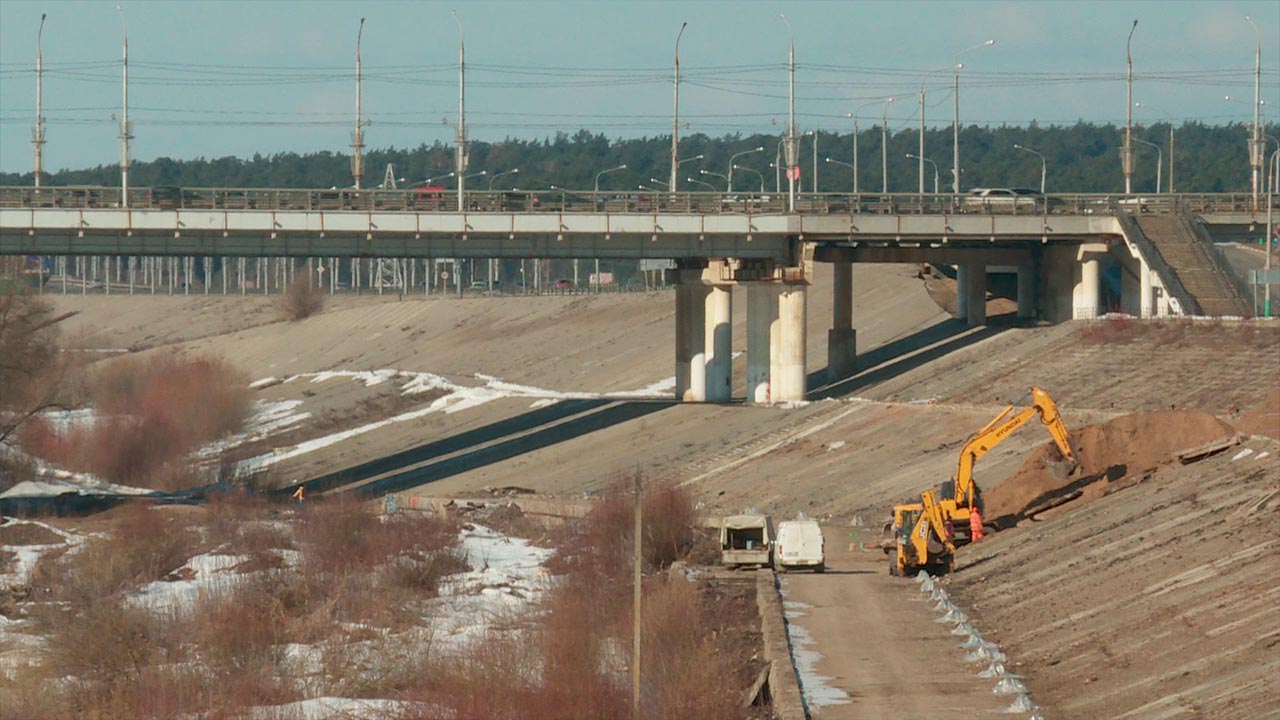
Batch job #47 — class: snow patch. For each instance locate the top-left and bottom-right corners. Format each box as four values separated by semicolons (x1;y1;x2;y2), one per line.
130;552;252;611
245;697;426;720
826;441;846;452
779;592;852;710
1231;448;1255;462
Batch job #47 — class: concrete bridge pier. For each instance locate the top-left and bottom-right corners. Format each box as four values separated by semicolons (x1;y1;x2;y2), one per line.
704;284;733;402
827;261;857;380
747;283;780;404
775;284;808;403
961;262;988;327
1074;254;1101;319
1139;258;1155;318
675;280;710;402
1040;243;1106;321
1017;260;1036;319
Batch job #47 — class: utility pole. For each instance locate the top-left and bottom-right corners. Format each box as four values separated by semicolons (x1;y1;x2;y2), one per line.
881;98;894;194
452;10;468;211
1247;15;1262;213
34;14;47;188
954;40;995;195
781;14;797;213
918;84;925;195
352;18;367;190
632;472;643;719
1124;20;1138;194
670;21;687;194
116;5;132;208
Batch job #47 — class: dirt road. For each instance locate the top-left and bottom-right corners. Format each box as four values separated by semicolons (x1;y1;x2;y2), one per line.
778;528;1008;719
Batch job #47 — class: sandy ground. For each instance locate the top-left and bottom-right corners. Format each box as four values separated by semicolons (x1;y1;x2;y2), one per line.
33;261;1280;718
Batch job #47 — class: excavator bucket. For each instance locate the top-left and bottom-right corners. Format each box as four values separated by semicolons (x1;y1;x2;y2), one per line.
1043;458;1077;482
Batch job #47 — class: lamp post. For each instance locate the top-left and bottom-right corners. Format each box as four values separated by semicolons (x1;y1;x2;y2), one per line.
852;98;891;194
422;171;455;186
451;10;468;210
733;165;765;193
824;157;855;190
774;138;785;193
1134;102;1175;192
116;5;131;208
954;40;995;195
1012;144;1047;194
668;154;704;188
352;18;367;190
1246;15;1262;212
488;168;519;190
1133;136;1162;193
781;14;798;212
700;169;728;190
687;177;717;192
809;130;819;193
648;177;671;189
727;146;763;192
904;153;939;194
670;21;688;193
1124;19;1138;194
881;98;895;194
34;13;47;188
594;164;628;194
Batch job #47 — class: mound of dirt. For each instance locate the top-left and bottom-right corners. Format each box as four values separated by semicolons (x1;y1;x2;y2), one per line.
984;410;1237;522
1234;389;1280;440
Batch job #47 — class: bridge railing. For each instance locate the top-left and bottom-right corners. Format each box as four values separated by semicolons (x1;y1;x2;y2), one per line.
0;186;1269;215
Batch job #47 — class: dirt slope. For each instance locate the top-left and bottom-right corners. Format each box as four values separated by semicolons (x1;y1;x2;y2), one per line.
946;435;1280;719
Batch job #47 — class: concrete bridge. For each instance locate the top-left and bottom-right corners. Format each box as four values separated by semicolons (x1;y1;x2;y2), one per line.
1;186;1271;404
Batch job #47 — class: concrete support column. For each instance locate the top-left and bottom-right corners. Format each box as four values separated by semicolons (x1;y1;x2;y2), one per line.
747;284;780;404
827;261;857;380
955;264;970;321
963;262;987;327
1139;259;1154;318
1016;260;1035;319
1074;255;1100;319
775;285;808;403
674;281;709;401
1120;261;1140;315
705;284;733;402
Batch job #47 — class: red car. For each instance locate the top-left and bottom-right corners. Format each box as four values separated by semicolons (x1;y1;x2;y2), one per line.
554;278;573;289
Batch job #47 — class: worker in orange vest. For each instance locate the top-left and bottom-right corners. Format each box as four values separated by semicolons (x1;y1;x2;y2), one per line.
969;506;984;542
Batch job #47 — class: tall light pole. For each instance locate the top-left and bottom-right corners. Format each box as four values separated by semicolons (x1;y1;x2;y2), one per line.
953;40;994;195
594;164;627;193
1246;15;1262;212
733;165;765;193
852;98;890;194
116;5;132;208
488;168;519;190
727;146;763;192
1133;136;1162;193
824;157;855;190
881;98;895;194
451;10;468;210
1135;101;1175;192
781;14;798;212
670;21;687;193
687;176;717;191
917;83;925;194
33;14;46;188
700;169;729;190
1124;19;1138;194
810;130;819;193
352;17;367;190
905;153;939;194
1013;143;1047;194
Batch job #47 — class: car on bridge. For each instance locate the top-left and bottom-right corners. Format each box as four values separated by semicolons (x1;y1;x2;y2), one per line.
963;187;1046;213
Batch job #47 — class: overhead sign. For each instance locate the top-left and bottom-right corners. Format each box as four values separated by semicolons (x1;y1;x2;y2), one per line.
787;166;801;181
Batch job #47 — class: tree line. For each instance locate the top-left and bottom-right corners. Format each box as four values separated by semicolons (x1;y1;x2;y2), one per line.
3;122;1274;194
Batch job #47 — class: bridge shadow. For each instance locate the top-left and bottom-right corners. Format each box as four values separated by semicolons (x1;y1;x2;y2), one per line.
809;318;1009;400
279;399;674;500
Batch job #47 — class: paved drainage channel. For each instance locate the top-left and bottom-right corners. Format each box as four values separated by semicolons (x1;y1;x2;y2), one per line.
918;571;1045;718
778;586;851;714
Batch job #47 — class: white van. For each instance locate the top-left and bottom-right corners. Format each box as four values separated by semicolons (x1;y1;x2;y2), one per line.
775;520;825;573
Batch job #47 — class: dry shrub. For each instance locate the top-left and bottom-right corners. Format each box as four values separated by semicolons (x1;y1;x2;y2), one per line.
18;350;250;489
1078;316;1136;345
278;268;325;321
296;496;458;576
551;477;698;579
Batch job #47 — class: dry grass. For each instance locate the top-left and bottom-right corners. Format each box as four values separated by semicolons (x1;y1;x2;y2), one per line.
18;350;251;489
278;268;325;321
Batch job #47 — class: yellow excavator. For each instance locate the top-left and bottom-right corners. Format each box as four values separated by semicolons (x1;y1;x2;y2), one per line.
887;387;1079;576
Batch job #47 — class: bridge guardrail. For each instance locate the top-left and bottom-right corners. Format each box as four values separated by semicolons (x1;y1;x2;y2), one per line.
0;186;1272;216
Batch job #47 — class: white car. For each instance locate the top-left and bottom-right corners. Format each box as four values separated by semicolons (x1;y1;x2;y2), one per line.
774;519;825;573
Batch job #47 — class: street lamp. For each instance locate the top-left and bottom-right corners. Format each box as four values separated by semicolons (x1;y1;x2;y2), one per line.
1132;137;1162;193
670;21;688;193
594;164;627;193
352;18;367;190
1226;95;1267;195
668;153;704;188
451;10;468;209
881;98;895;194
851;98;892;194
1124;20;1138;194
421;171;456;185
904;153;939;194
953;39;995;195
700;169;729;190
727;146;763;193
488;168;519;190
33;13;47;188
732;165;766;193
1246;15;1262;212
648;177;671;189
824;157;855;192
1012;144;1047;194
805;130;819;193
687;176;717;192
781;13;798;212
1135;102;1175;192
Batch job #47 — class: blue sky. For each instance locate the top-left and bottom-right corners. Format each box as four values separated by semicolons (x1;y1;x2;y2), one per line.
0;0;1276;173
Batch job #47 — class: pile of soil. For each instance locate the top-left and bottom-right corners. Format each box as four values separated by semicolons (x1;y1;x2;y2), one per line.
1233;389;1280;440
984;410;1237;523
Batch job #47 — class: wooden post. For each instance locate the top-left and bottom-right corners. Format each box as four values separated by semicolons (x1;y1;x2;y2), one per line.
632;471;642;719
